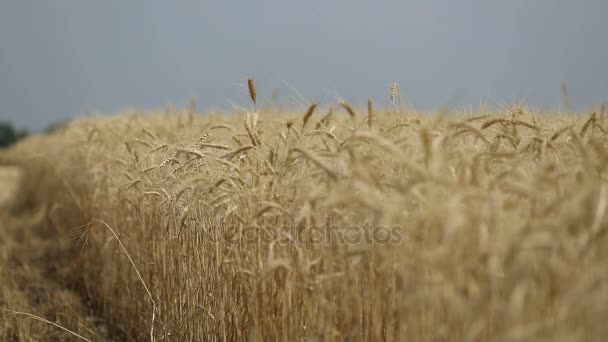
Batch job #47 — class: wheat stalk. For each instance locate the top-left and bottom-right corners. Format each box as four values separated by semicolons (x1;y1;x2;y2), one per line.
244;120;260;146
89;219;157;342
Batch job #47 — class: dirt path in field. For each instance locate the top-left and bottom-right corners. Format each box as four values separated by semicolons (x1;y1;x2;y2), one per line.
0;165;114;341
0;166;21;208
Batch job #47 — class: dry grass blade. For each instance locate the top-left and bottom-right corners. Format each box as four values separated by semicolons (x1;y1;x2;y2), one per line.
1;309;93;342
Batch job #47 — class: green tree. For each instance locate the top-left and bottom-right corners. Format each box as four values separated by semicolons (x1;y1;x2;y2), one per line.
0;122;28;148
44;119;69;134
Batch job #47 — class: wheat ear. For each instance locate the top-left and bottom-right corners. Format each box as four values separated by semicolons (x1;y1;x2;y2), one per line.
339;101;356;118
247;78;257;112
580;112;596;138
302;103;318;132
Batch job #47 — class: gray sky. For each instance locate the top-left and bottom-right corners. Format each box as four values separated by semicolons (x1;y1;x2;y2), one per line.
1;0;607;131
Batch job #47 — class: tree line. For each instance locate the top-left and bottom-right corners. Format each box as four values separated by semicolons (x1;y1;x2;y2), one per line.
0;122;28;148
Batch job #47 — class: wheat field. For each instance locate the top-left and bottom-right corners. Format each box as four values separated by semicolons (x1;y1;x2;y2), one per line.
1;92;607;341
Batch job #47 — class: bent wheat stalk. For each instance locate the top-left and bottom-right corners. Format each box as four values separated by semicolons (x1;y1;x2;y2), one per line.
1;309;93;342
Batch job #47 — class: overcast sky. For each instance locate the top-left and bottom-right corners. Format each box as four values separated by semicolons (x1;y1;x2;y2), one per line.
1;0;607;131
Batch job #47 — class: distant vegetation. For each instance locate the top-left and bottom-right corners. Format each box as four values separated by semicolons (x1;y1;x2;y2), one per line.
43;119;70;134
0;122;28;148
0;119;73;149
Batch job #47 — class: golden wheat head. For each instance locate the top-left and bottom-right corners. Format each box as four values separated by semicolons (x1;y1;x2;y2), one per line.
247;78;257;108
302;103;318;131
339;101;356;118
